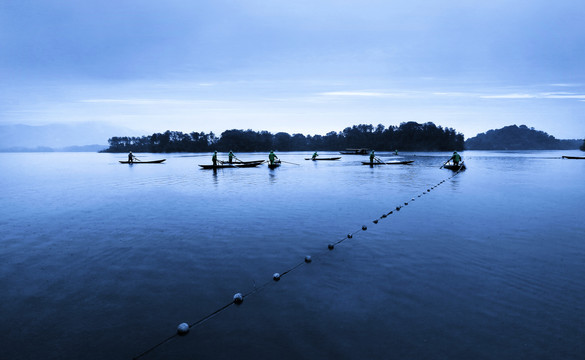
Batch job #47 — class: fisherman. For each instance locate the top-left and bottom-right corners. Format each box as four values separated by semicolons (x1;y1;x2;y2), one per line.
369;150;375;165
228;150;235;164
449;151;462;166
128;151;135;163
312;151;318;160
268;150;279;165
212;150;218;167
394;149;399;155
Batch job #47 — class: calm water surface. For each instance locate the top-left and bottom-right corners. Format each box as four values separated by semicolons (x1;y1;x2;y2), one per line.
0;151;584;359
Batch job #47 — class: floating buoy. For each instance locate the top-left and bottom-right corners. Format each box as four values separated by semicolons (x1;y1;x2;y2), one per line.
388;211;393;215
177;323;189;335
411;198;415;201
328;244;335;250
404;202;408;205
305;255;312;263
373;219;378;224
381;214;387;218
233;293;243;304
396;206;401;210
273;273;280;281
347;233;353;239
362;225;367;230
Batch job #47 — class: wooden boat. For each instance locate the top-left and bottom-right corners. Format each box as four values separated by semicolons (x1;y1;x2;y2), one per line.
268;161;281;169
199;161;263;169
562;156;585;159
119;159;166;164
340;148;369;155
443;161;466;171
236;160;265;164
304;157;341;161
361;160;414;165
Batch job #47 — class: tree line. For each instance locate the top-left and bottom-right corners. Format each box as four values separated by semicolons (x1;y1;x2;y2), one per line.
100;122;465;153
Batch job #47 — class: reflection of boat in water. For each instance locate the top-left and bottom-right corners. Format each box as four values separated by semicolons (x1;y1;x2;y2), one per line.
443;161;466;171
562;156;585;159
199;160;264;169
339;148;369;155
361;160;414;165
304;157;341;161
119;159;166;164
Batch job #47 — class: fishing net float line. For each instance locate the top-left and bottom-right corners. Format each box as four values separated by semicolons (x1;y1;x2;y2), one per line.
132;168;464;359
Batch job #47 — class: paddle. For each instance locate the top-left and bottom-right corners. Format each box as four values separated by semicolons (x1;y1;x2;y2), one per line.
374;156;386;165
234;156;244;163
440;159;450;169
280;160;300;165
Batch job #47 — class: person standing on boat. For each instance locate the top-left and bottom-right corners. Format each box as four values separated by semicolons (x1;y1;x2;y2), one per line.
394;149;399;155
269;150;279;165
312;151;318;160
228;150;235;164
449;151;462;166
369;150;375;165
212;150;218;167
128;151;135;163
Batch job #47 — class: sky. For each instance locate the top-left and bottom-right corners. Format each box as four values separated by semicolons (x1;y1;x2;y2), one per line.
1;0;585;140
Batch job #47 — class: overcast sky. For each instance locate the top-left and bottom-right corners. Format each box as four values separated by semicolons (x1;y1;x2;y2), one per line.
1;0;584;139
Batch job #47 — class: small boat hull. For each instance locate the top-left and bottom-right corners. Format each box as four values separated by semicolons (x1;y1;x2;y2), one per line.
199;162;263;169
268;162;281;169
562;156;585;159
443;162;466;171
361;160;414;165
119;159;166;164
304;157;341;161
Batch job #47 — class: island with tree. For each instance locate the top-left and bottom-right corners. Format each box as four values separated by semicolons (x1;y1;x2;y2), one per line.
465;125;582;150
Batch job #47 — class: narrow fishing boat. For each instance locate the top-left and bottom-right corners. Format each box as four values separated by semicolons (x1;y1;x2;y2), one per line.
199;161;264;169
119;159;166;164
304;157;341;161
361;160;414;165
443;161;466;170
562;156;585;159
268;161;282;169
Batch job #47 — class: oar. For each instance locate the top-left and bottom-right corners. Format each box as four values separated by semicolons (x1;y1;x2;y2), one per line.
440;159;450;169
280;160;300;165
234;156;244;163
374;156;386;165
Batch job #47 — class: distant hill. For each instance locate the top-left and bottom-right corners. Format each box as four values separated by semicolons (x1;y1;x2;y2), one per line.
465;125;582;150
0;122;138;152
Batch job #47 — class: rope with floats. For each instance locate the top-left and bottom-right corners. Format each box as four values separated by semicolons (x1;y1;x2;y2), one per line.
132;168;464;359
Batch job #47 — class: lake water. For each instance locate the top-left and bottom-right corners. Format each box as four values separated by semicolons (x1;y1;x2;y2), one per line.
1;150;584;360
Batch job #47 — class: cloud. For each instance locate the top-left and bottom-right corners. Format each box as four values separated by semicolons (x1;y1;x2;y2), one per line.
318;91;412;98
480;94;536;99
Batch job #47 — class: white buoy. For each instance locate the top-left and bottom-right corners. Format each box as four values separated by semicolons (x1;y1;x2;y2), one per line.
177;323;189;335
273;273;281;281
233;293;243;304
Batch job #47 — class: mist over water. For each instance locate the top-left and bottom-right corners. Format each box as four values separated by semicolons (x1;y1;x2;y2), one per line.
1;151;584;359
